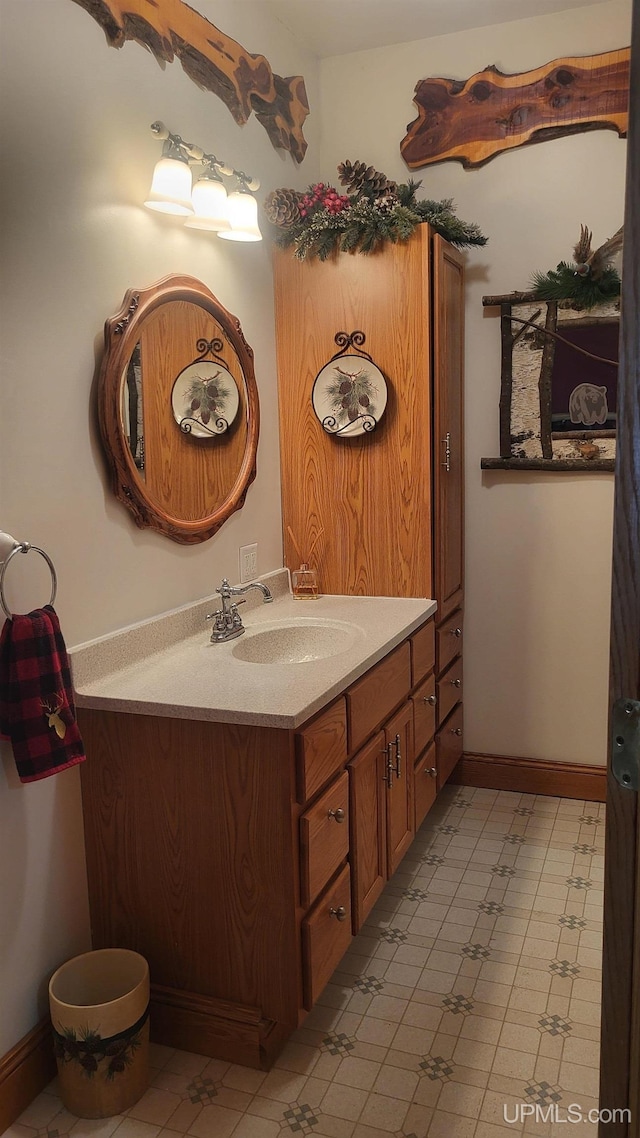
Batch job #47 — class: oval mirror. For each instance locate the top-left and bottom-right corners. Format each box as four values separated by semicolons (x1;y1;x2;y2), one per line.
97;275;259;543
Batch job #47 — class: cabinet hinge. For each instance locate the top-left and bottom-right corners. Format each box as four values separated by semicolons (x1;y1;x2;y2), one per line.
612;698;640;791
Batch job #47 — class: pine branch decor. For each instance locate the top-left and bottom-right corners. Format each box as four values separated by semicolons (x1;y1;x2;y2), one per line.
530;262;621;308
263;160;487;261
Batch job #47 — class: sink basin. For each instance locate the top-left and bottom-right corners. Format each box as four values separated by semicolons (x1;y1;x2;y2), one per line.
231;618;361;664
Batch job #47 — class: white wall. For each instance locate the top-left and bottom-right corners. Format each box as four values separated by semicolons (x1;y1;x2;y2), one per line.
319;0;630;767
0;0;320;1054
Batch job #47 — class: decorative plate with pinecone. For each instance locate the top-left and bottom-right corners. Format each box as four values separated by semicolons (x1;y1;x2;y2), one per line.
170;361;239;438
312;353;388;437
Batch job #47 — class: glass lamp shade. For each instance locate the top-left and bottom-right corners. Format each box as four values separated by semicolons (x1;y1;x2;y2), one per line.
144;156;193;215
218;190;262;242
185;176;230;232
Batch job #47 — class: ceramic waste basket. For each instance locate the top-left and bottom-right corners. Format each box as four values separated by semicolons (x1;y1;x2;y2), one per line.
49;948;149;1119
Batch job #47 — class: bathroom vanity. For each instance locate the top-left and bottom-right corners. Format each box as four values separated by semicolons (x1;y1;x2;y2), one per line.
72;578;463;1070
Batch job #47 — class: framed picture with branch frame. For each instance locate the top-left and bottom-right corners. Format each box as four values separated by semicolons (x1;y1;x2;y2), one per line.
480;292;619;471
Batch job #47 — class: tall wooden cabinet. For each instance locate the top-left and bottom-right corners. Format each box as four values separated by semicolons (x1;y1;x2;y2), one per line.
272;227;465;794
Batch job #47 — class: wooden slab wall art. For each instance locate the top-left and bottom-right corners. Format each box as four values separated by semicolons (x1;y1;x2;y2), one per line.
71;0;309;162
401;48;629;169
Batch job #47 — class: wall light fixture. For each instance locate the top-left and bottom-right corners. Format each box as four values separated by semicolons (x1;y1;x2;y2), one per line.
145;122;261;241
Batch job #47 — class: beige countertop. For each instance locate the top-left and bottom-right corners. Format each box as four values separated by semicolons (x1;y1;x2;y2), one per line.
70;570;436;729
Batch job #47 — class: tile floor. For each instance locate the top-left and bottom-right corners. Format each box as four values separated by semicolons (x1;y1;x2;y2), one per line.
4;785;605;1138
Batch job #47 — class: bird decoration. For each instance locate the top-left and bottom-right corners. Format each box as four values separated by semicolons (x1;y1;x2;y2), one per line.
530;224;623;308
572;224;624;279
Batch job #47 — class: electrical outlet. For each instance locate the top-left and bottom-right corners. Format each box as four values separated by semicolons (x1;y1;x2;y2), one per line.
239;543;258;583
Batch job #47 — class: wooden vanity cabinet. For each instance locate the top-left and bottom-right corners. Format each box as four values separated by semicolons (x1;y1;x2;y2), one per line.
78;616;440;1072
272;226;465;799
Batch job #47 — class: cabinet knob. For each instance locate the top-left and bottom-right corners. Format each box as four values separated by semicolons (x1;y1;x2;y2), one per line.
450;678;461;688
423;694;437;706
451;727;463;736
425;766;437;778
329;905;347;922
450;627;462;638
328;807;346;823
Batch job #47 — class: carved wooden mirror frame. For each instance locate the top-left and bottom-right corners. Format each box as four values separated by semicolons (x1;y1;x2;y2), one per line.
97;274;259;543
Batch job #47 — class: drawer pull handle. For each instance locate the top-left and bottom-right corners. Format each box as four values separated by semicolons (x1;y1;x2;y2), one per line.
450;678;461;688
425;766;437;778
451;727;463;736
394;733;402;779
329;905;347;922
382;743;395;785
328;807;346;823
450;627;462;638
442;432;451;472
424;694;437;706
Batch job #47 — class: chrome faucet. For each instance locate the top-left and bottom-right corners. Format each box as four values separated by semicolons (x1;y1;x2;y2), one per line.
206;578;273;643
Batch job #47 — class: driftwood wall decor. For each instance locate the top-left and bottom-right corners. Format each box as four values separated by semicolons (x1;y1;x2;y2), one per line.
71;0;309;162
480;291;619;472
401;48;629;170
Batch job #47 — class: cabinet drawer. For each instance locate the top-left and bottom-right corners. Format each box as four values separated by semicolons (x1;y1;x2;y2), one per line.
412;674;437;756
300;772;350;908
437;656;463;727
436;609;463;675
296;698;348;803
347;642;411;754
302;865;352;1009
414;742;438;831
436;704;463;790
410;620;435;687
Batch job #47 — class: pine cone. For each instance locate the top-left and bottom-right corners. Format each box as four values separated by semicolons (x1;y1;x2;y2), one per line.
374;192;398;215
263;188;302;228
337;160;396;198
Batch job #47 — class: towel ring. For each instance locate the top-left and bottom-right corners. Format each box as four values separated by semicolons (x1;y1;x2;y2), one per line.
0;542;58;619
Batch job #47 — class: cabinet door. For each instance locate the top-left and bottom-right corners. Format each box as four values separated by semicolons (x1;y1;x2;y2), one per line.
384;702;414;876
349;731;387;933
273;231;433;598
433;235;465;622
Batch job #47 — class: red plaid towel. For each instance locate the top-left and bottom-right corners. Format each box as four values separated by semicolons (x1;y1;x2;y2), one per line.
0;606;85;783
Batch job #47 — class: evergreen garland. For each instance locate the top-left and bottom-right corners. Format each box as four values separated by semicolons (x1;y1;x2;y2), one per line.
264;164;487;261
530;261;621;309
